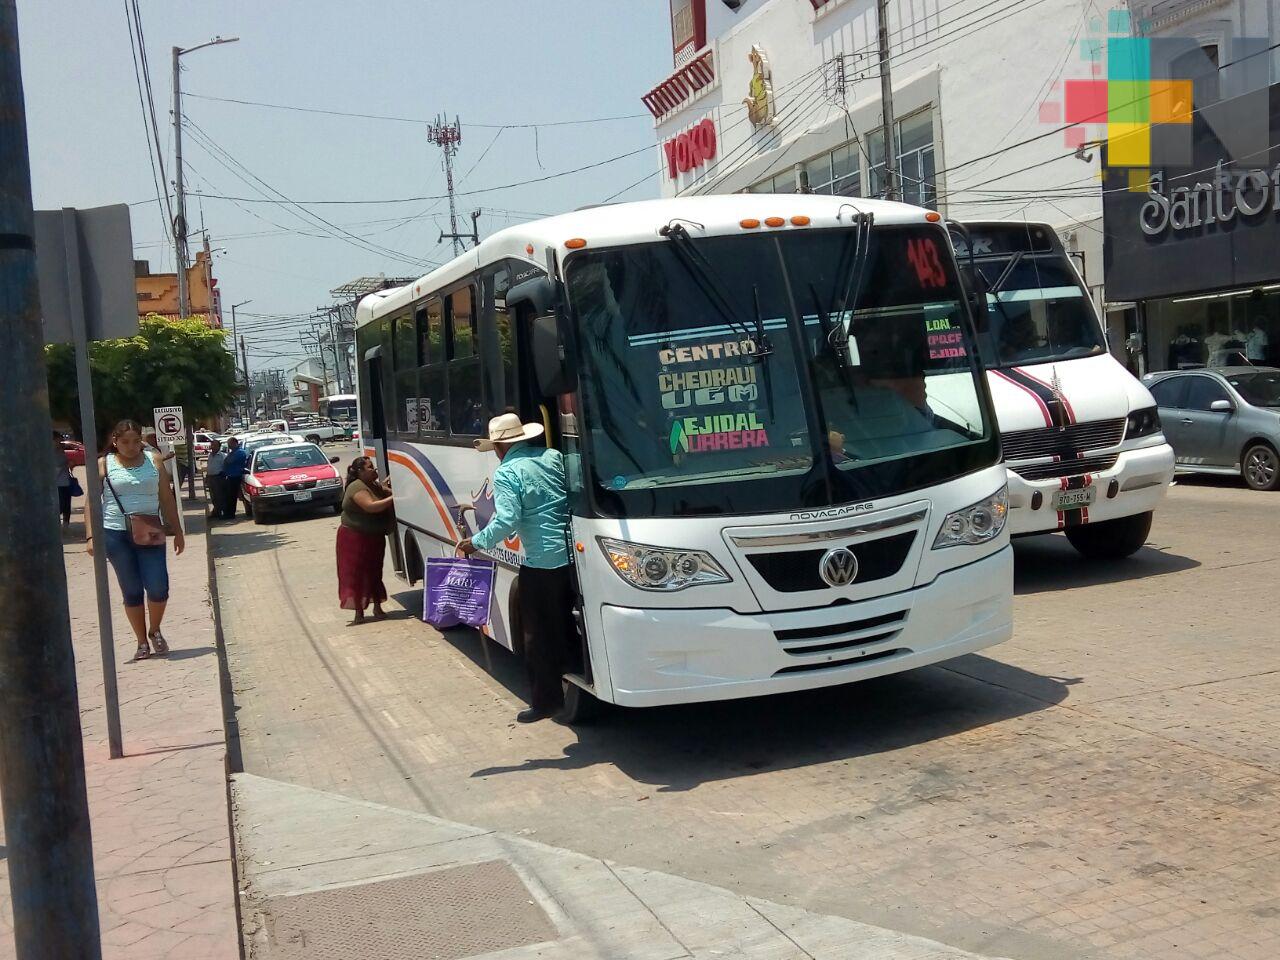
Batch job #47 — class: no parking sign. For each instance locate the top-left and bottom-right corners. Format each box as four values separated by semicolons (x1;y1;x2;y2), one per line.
153;405;185;443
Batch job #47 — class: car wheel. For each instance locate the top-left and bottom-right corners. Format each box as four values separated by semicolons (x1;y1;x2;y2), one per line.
252;504;267;525
1242;442;1280;491
306;434;321;445
1064;510;1153;560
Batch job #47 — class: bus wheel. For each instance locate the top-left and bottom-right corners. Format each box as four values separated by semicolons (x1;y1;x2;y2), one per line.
1064;511;1153;559
559;680;602;725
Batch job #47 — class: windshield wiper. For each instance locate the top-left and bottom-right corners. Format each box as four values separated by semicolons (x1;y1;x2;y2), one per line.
659;222;771;360
812;212;874;410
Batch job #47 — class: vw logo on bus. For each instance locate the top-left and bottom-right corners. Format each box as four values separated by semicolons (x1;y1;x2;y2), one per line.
818;547;859;587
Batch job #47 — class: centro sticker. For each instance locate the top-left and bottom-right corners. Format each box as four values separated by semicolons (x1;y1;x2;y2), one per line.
670;413;769;454
658;339;757;365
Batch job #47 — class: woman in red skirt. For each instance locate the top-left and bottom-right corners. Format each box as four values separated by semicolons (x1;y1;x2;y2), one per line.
337;456;395;624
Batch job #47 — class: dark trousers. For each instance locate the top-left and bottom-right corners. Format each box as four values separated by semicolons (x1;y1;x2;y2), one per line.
222;477;243;518
57;486;72;524
517;564;575;712
206;473;224;517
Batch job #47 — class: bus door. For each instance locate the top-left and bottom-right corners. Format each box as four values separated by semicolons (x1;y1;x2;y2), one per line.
363;345;404;575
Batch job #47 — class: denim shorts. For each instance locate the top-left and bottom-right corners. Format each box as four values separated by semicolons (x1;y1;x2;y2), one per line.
103;528;170;607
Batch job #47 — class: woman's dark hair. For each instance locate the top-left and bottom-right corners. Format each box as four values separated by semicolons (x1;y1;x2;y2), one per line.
108;419;144;452
346;456;373;487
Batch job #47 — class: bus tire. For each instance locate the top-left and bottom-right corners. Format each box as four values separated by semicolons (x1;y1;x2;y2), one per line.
1064;510;1152;560
559;680;603;725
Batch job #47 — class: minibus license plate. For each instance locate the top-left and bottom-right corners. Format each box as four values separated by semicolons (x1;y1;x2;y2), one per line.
1052;487;1095;511
293;490;313;502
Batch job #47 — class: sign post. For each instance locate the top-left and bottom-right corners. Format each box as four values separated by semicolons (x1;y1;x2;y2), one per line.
154;405;186;534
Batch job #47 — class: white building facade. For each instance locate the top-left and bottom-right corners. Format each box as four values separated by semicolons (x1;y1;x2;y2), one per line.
642;0;1280;357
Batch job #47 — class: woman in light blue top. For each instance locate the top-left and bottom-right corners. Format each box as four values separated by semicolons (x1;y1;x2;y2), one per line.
87;420;185;661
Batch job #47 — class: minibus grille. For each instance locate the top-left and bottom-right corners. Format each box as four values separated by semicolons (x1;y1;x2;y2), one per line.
773;647;909;675
774;609;909;659
1001;418;1126;461
745;532;915;593
1009;454;1119;482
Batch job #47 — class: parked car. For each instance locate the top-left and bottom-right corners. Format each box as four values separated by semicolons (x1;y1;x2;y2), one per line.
192;431;219;457
242;441;343;523
1143;367;1280;490
59;438;85;468
287;417;345;445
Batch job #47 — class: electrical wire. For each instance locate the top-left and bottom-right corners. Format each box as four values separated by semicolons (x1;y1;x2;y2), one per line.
122;0;171;260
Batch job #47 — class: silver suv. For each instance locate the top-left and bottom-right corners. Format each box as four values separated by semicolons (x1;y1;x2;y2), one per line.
1143;367;1280;491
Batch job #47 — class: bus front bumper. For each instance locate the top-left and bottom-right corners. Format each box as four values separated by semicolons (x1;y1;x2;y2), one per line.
1004;441;1174;536
598;545;1012;708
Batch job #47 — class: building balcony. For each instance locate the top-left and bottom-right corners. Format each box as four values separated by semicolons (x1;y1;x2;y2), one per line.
642;45;717;122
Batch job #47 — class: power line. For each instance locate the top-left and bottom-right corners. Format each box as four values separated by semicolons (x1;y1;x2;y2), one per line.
182;91;648;128
122;0;172;262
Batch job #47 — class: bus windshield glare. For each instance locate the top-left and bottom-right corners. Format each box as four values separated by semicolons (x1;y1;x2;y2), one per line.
566;225;998;518
963;252;1106;368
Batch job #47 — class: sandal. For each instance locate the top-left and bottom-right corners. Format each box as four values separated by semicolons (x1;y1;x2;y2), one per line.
149;631;170;656
132;641;152;662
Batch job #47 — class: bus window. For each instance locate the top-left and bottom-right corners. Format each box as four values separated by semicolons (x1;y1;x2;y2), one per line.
393;311;418;370
391;312;419;435
484;268;518;417
448;285;477;358
419;299;443;365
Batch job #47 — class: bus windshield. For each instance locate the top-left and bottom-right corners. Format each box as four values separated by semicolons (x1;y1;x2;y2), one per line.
323;396;357;423
960;246;1106;368
566;225;997;518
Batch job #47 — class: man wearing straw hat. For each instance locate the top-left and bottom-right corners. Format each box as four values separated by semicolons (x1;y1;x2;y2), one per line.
457;413;572;723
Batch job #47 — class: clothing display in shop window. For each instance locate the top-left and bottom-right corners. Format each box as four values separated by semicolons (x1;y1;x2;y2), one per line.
1168;333;1202;369
1204;330;1230;367
1247;326;1269;361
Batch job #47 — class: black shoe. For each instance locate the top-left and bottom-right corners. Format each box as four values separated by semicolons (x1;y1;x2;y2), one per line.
516;707;552;724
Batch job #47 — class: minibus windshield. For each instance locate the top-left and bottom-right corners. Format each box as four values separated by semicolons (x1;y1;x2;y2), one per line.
566;226;998;518
963;253;1106;367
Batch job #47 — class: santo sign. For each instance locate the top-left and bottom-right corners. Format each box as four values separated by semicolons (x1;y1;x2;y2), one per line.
153;405;185;443
663;118;717;180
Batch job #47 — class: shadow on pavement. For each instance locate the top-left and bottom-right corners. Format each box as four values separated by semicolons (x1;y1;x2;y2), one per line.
1172;473;1249;490
161;645;217;661
1012;534;1199;594
208;522;292;558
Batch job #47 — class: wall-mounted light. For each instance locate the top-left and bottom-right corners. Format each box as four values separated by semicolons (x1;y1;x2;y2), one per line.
722;0;745;9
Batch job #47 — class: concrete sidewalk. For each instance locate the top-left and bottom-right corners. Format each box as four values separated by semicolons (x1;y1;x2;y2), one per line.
0;496;240;959
234;772;1010;960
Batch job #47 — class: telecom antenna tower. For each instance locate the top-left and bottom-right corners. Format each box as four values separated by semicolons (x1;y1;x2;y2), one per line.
427;114;464;256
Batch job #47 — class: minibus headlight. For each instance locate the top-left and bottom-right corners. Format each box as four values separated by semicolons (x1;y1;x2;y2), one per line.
1125;406;1162;440
597;538;731;591
933;486;1008;549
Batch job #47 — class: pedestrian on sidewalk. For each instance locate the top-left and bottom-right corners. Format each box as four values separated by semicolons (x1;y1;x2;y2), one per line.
54;431;74;528
337;456;394;625
220;436;248;519
86;419;185;661
457;413;572;724
205;437;227;519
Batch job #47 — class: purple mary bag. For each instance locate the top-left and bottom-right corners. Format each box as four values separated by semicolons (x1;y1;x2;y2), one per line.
424;557;496;629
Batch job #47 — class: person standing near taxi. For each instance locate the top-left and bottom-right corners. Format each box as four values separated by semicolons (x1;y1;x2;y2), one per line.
220;437;248;519
457;413;572;723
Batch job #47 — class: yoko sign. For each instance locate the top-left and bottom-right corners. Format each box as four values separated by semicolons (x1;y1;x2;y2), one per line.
153;405;185;443
663;118;717;179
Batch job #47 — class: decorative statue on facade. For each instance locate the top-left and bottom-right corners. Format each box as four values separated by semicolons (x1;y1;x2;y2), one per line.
743;44;775;127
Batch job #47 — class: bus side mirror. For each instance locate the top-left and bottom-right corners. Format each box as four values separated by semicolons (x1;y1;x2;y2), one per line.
532;312;578;396
508;275;558;314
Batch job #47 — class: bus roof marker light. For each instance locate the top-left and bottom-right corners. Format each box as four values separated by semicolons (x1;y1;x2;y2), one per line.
764;216;785;227
790;215;810;226
525;243;535;255
565;238;587;249
925;211;942;223
740;218;761;229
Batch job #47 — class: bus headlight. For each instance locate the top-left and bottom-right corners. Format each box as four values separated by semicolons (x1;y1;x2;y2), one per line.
597;538;731;591
933;486;1008;549
1125;406;1162;440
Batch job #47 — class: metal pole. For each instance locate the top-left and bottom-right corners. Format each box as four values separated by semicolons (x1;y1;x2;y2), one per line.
240;335;252;418
875;0;900;201
0;4;105;953
325;309;344;392
172;46;189;319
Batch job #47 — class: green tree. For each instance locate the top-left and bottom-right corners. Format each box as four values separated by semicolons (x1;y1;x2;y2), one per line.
46;314;238;446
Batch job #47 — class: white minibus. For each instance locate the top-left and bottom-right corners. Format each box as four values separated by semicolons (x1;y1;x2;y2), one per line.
355;195;1013;719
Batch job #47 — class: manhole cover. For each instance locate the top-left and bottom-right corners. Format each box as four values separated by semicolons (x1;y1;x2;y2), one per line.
262;859;558;959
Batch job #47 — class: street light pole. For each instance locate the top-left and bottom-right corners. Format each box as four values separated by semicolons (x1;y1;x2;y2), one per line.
171;36;238;320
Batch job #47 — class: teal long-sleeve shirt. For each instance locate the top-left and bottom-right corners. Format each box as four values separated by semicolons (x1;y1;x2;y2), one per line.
471;444;570;569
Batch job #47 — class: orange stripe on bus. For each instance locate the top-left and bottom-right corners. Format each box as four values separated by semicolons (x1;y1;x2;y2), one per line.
385;450;459;541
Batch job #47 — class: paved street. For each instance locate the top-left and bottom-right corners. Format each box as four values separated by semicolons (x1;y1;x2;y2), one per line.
214;451;1280;960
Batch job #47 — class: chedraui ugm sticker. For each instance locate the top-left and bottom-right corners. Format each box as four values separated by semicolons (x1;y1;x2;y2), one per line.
655;336;773;457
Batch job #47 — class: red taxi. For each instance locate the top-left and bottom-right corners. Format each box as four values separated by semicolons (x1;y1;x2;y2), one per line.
243;441;343;524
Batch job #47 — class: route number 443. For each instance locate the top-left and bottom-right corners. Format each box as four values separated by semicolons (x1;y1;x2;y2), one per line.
906;236;947;289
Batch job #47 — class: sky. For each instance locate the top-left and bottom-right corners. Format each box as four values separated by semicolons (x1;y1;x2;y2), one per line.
17;0;670;371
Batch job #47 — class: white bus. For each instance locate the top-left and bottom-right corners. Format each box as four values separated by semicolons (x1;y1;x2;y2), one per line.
322;393;358;428
355;195;1013;719
950;222;1174;558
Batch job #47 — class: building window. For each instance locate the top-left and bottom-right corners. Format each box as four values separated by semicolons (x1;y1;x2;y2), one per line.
747;171;798;194
868;108;936;205
801;141;862;196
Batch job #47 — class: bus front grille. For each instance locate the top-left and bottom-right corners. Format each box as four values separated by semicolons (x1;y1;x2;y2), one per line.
745;532;916;593
1009;454;1119;482
774;609;909;658
1001;418;1126;461
773;647;910;675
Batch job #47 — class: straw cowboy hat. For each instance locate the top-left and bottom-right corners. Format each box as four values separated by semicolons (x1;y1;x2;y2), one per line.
473;412;544;452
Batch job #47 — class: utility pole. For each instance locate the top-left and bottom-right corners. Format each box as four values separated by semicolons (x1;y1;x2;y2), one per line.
171;36;239;319
427;115;464;256
230;299;251;421
0;4;104;956
439;208;481;251
875;0;900;201
240;335;253;419
322;308;344;393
